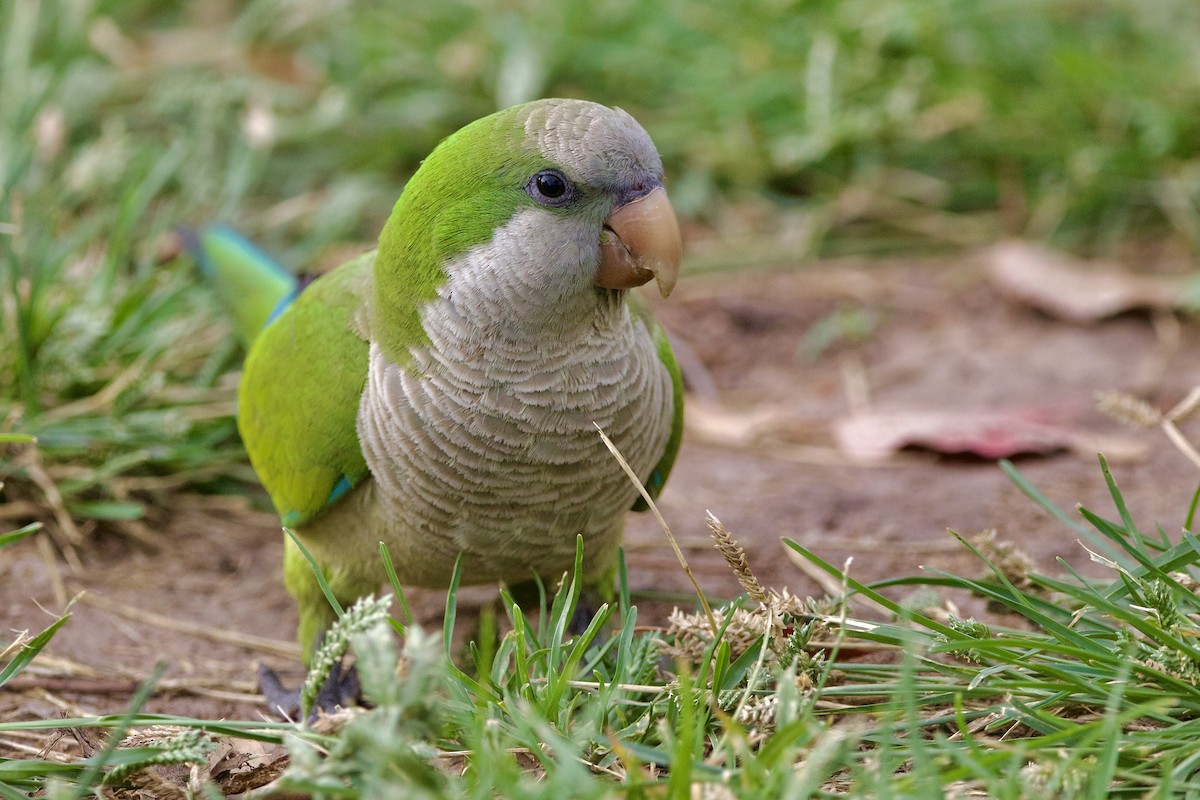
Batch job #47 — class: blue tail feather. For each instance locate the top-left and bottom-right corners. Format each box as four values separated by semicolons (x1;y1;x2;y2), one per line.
181;225;299;346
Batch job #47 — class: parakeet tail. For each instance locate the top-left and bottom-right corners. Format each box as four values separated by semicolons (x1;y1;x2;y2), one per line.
181;225;299;346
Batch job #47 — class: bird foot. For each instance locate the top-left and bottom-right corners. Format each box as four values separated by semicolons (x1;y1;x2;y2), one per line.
569;594;601;636
258;658;361;722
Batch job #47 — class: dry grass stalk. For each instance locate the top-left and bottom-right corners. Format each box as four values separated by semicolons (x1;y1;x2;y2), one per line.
1166;387;1200;424
1095;390;1162;428
594;423;718;634
36;532;68;608
970;529;1037;593
706;511;767;603
18;447;85;568
1162;387;1200;472
664;605;775;663
1097;387;1200;472
665;585;839;666
0;629;32;661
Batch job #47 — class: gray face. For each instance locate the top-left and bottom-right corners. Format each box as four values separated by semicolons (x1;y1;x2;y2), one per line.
519;99;665;203
435;100;674;318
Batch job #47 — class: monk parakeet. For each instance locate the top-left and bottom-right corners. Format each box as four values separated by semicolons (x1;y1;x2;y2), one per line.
190;98;684;663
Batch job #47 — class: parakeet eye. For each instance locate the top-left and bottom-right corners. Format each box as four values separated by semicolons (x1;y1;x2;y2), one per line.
527;169;574;207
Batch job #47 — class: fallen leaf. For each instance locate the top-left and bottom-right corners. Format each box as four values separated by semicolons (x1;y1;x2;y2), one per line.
833;406;1145;463
985;240;1184;322
683;398;819;447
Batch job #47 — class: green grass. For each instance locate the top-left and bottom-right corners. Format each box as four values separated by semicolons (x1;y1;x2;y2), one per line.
6;0;1200;796
5;0;1200;524
7;458;1200;796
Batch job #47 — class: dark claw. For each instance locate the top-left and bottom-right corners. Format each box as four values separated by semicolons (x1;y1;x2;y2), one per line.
258;658;361;722
258;662;301;719
569;593;600;636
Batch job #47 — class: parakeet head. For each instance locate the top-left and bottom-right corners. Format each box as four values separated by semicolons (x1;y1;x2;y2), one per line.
373;99;682;354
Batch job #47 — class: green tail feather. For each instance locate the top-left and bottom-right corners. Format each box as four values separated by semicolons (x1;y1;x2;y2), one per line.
182;225;298;346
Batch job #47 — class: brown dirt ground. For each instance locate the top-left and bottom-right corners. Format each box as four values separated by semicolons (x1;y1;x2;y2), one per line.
5;254;1200;746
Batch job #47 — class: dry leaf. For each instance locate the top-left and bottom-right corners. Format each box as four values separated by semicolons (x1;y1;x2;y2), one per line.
833;406;1145;462
985;240;1184;322
683;398;817;447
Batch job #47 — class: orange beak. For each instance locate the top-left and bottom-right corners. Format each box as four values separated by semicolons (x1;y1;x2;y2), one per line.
594;187;683;298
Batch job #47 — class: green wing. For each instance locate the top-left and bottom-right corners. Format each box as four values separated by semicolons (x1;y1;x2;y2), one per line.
629;293;684;511
238;253;375;527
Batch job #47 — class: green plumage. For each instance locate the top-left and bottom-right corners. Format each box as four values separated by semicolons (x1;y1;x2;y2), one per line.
239;254;373;527
374;105;542;365
193;98;686;660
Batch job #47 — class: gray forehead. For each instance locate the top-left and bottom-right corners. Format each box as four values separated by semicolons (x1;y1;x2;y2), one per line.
520;100;663;188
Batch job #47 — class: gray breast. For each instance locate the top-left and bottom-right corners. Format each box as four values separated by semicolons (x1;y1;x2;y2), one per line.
357;289;673;586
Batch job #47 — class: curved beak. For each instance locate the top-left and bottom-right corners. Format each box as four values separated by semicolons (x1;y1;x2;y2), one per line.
595;186;683;298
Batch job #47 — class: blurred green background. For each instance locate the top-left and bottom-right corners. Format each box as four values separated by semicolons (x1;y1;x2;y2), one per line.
4;0;1200;531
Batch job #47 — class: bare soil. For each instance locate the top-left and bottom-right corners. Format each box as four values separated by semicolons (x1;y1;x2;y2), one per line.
5;254;1200;736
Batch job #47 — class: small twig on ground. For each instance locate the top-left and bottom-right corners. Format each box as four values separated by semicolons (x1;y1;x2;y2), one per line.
20;454;84;567
35;532;68;608
2;676;262;704
77;593;301;659
0;499;42;519
1162;387;1200;472
1097;387;1200;472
